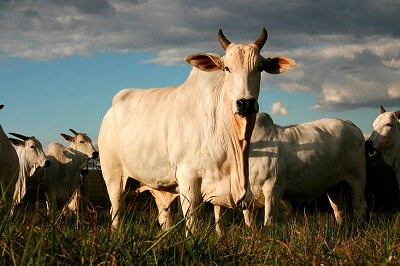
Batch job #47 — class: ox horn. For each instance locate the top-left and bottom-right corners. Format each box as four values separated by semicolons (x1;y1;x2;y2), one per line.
218;29;231;51
9;132;29;141
380;105;386;114
69;129;79;136
254;27;268;50
0;104;4;110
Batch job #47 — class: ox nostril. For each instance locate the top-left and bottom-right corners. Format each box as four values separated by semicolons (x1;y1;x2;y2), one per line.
237;99;244;110
44;160;51;168
81;169;89;175
92;151;99;159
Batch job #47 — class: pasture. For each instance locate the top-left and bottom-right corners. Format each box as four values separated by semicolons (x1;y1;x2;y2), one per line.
1;155;400;265
1;197;400;264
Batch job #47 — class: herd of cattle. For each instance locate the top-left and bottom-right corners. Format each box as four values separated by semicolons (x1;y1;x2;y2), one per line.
1;28;399;234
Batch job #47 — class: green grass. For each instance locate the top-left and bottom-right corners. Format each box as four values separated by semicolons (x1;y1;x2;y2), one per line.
1;199;400;265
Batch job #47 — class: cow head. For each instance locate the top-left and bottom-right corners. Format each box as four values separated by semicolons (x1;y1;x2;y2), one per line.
185;28;296;116
61;129;98;160
9;133;50;175
367;105;400;151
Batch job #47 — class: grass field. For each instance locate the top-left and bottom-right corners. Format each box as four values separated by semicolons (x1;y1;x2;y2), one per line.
1;194;400;265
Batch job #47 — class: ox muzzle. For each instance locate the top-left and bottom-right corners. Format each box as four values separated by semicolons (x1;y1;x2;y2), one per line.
44;160;51;168
236;98;259;115
92;151;99;159
365;140;375;153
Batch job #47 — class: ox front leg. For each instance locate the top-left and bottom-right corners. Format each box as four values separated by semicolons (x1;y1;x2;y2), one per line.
46;191;57;214
243;208;256;227
396;171;400;207
105;176;127;230
214;205;227;235
327;183;345;225
67;189;80;214
263;186;281;226
178;177;201;235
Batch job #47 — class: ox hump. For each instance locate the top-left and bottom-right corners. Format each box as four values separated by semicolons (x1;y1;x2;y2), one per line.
112;89;138;106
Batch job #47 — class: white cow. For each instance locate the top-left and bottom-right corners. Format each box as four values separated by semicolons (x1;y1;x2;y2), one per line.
226;112;367;228
27;129;98;213
98;28;296;231
0;104;19;207
366;105;400;202
8;133;50;206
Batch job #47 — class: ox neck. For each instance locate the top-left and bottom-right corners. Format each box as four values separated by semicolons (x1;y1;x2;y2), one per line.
381;126;400;170
66;145;89;170
16;148;35;177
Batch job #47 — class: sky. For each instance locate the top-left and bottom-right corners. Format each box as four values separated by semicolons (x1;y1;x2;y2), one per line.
1;0;400;149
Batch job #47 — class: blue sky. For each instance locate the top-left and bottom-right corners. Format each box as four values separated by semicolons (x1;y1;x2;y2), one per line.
1;0;400;148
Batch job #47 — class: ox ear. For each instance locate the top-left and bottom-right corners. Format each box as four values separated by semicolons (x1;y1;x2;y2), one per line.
184;53;223;72
380;105;386;114
60;133;73;142
263;56;296;74
395;110;400;119
9;138;24;147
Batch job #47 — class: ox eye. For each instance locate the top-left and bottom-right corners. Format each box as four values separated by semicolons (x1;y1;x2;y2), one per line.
386;123;393;127
80;141;84;144
224;66;230;72
30;145;35;149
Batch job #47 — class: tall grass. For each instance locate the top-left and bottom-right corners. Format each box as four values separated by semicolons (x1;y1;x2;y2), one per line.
1;198;400;265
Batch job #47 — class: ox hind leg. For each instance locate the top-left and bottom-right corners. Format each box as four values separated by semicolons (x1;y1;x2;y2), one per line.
327;183;345;225
279;200;293;217
214;205;230;235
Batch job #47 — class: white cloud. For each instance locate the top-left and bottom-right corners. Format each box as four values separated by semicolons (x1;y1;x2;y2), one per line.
143;48;190;66
382;59;400;68
271;101;289;115
278;82;312;92
388;86;400;99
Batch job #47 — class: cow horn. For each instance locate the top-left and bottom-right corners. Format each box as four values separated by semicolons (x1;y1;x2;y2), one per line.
254;27;268;50
380;105;386;114
9;132;29;141
0;104;4;110
69;129;79;136
218;29;231;51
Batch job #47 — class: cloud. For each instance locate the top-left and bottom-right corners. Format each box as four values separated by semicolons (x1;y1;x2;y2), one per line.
1;0;400;111
264;36;400;111
388;86;400;99
277;82;312;93
271;101;289;115
382;59;400;68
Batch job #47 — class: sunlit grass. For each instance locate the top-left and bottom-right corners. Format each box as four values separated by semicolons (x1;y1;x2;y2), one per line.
1;198;400;264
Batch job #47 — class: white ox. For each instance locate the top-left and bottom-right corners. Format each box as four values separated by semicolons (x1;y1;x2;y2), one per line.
8;133;50;206
27;129;98;212
98;28;296;231
217;112;367;229
366;105;400;202
0;104;19;207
